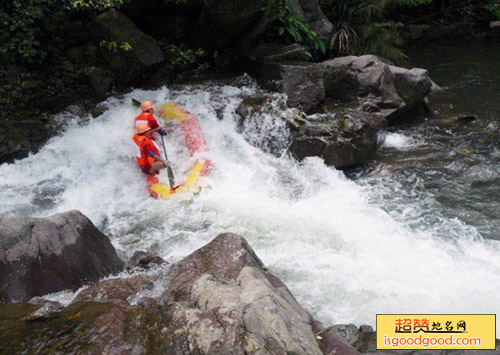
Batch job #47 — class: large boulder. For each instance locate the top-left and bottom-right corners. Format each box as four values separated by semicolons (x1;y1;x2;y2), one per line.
0;119;47;164
290;110;386;169
321;55;432;122
259;61;325;113
191;0;264;49
289;0;333;39
90;9;164;84
0;233;357;354
0;210;123;304
192;0;333;51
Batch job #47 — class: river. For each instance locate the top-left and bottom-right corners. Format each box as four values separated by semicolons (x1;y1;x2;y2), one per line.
0;42;499;329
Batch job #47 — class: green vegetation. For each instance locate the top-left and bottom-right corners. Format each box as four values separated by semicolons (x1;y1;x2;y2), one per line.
1;0;498;119
320;0;407;61
99;40;132;52
165;44;206;68
264;0;326;59
318;0;500;62
72;0;124;10
0;0;124;65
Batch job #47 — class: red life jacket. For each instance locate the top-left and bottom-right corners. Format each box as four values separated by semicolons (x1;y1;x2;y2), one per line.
133;133;160;169
134;112;159;131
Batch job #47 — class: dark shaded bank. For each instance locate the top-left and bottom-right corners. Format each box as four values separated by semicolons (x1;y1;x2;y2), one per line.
0;0;332;164
5;0;499;167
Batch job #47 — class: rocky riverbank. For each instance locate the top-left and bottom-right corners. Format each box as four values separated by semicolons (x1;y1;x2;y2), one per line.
2;0;488;169
2;211;499;353
0;211;371;354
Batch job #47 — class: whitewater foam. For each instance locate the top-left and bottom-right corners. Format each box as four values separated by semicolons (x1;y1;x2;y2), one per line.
1;77;499;328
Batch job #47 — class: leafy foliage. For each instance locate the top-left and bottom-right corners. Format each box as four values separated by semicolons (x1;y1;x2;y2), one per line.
264;0;326;59
485;0;500;19
319;0;500;63
164;44;206;68
72;0;124;10
320;0;407;62
0;0;125;65
99;40;132;52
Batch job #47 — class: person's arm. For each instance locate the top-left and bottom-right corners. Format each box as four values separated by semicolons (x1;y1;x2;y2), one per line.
152;153;168;166
144;145;168;166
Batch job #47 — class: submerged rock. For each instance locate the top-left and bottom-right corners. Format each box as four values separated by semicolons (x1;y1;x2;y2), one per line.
0;210;123;304
127;251;166;272
456;114;478;123
0;233;357;354
0;119;48;164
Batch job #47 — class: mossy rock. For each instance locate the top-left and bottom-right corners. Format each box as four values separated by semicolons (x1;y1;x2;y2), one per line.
0;302;112;353
90;9;164;84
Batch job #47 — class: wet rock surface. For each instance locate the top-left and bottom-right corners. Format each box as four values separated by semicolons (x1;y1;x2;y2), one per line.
259;61;325;113
320;55;432;123
0;120;48;164
290;110;387;169
0;233;357;354
127;251;166;272
0;210;123;304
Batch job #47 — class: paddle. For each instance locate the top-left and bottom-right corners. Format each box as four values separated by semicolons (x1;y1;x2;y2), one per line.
160;134;176;189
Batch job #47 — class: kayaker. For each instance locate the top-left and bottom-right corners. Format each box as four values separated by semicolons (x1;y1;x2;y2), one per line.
134;100;167;138
133;123;169;175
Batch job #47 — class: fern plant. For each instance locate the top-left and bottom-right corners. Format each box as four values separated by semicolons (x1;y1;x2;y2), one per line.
320;0;411;62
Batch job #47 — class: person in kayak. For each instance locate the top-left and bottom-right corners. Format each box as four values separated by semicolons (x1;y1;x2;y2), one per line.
134;100;167;139
133;123;169;175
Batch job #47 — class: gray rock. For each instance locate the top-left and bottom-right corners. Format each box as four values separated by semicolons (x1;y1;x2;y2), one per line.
0;233;356;354
322;55;401;107
0;210;123;304
90;9;164;84
260;61;325;113
127;251;166;272
359;324;374;333
321;55;432;122
388;65;432;106
290;109;387;169
329;323;360;344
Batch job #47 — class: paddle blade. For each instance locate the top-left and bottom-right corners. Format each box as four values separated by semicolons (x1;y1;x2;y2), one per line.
166;165;175;188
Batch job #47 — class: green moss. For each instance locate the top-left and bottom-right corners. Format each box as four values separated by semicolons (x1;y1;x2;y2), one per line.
0;301;112;353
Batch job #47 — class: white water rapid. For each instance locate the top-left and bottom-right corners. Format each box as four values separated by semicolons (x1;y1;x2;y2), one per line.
1;76;499;328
